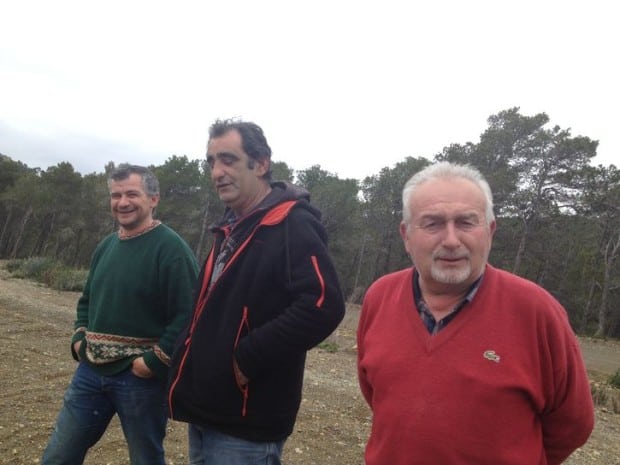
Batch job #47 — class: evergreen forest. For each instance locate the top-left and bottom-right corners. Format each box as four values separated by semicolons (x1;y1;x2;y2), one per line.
1;108;618;337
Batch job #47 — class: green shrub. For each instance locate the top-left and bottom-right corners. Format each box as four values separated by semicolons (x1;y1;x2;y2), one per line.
5;259;23;273
318;341;339;353
6;257;87;292
591;382;608;406
19;257;56;281
49;267;88;292
609;369;620;389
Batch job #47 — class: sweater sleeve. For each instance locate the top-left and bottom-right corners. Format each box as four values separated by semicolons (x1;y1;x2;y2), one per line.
142;245;198;379
69;290;89;360
541;307;595;464
357;292;373;406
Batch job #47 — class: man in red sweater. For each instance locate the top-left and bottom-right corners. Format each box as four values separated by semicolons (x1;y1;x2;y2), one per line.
357;162;594;465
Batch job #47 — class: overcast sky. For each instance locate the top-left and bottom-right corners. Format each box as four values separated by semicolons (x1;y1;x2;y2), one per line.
1;0;617;181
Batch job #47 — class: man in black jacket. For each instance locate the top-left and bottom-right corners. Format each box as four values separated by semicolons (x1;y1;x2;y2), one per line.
168;119;345;464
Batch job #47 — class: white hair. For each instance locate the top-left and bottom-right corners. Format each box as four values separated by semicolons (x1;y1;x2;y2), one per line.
402;162;495;224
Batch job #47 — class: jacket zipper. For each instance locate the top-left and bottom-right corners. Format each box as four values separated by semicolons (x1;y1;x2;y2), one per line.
311;255;326;308
169;201;298;417
234;306;250;417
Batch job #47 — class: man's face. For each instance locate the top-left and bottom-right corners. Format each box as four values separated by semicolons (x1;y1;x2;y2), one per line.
400;177;496;295
206;129;269;216
109;173;159;233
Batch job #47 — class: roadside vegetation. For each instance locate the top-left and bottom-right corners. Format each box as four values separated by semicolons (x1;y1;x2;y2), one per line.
6;257;87;292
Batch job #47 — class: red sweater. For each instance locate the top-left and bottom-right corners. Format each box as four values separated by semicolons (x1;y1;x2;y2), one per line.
357;265;594;465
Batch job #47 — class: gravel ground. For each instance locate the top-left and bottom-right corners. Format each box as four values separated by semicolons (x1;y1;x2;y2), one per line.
0;263;618;464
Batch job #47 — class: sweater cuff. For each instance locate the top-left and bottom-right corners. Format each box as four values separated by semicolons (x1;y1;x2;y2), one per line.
71;327;86;361
143;348;169;380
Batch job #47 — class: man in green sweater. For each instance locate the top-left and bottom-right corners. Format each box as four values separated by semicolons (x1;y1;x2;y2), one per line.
42;164;199;465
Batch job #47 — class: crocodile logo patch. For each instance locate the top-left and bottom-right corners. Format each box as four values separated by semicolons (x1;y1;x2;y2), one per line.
483;350;501;363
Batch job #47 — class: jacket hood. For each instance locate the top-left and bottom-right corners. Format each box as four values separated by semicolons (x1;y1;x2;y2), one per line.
265;181;310;206
214;181;319;228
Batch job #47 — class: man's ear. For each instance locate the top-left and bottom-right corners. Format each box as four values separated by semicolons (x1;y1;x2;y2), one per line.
254;157;270;176
399;221;408;242
150;194;160;209
400;221;411;255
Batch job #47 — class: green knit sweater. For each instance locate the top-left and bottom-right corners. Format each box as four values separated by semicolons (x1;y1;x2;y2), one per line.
71;224;198;380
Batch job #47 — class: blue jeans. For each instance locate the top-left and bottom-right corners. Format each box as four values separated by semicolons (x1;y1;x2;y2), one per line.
41;362;167;465
188;423;285;465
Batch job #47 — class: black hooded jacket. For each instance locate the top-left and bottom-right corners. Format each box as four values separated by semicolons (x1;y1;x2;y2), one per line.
168;182;345;441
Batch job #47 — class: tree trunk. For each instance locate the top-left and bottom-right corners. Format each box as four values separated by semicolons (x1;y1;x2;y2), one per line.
554;242;574;298
579;277;597;335
512;229;527;274
381;226;396;276
0;206;13;256
195;200;211;262
10;207;33;259
41;212;56;256
350;234;367;301
72;228;87;267
594;232;620;337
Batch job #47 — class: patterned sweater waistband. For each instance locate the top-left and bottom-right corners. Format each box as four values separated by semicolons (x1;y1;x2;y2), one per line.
84;331;159;365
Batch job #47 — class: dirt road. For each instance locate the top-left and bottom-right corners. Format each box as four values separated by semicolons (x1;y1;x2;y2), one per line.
0;264;618;464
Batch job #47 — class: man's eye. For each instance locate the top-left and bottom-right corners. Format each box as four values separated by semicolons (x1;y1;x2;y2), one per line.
207;155;236;168
457;219;478;229
420;222;441;231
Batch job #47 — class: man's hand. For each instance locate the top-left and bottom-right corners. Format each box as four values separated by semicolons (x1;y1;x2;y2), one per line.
233;357;249;387
73;341;82;360
131;356;154;378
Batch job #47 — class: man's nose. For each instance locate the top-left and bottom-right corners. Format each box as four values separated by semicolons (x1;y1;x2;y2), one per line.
441;222;461;247
118;194;131;206
210;161;225;180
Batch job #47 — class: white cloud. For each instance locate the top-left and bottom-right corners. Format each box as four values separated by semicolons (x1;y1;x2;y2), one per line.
1;0;617;181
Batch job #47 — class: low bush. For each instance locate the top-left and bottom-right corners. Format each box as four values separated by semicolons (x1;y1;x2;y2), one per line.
591;382;608;406
11;257;56;280
317;341;339;353
6;257;87;292
49;267;89;292
591;379;620;414
5;259;23;273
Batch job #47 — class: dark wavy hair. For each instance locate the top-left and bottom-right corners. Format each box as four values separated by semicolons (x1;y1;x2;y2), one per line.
208;118;272;180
